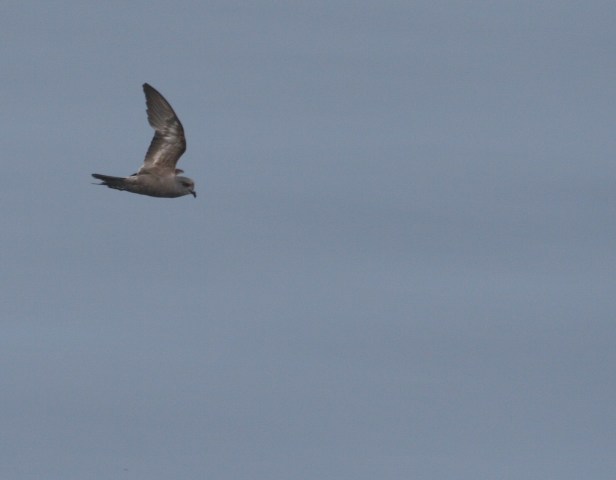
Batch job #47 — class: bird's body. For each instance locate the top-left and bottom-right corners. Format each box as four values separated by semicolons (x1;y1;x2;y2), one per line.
92;83;196;198
91;172;194;198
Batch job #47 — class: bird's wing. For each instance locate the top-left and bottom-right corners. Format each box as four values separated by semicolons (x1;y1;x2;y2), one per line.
138;83;186;176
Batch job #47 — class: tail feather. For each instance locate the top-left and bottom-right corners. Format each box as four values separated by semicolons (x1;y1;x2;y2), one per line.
92;173;128;191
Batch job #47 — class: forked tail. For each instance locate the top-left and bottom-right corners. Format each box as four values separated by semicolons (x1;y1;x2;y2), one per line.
92;173;127;191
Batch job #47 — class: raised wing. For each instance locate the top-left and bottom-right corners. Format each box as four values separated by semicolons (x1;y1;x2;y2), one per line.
139;83;186;176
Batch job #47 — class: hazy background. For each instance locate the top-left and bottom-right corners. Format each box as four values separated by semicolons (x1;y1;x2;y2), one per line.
1;1;615;478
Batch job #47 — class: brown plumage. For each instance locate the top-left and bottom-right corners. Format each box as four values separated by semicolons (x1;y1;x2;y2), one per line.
92;84;196;198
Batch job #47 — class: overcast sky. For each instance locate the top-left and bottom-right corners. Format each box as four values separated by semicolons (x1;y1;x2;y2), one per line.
1;1;615;479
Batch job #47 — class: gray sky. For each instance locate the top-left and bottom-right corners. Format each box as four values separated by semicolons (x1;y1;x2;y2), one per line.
1;1;615;479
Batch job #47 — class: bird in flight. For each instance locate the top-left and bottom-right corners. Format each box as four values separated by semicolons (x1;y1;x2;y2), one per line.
92;83;196;198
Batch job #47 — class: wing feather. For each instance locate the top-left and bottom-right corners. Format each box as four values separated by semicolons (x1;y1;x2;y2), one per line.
139;83;186;176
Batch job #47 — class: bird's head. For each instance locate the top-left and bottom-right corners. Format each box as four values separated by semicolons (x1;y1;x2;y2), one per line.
177;177;196;198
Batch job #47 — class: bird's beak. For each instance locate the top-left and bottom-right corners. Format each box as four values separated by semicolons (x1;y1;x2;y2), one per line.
191;191;197;198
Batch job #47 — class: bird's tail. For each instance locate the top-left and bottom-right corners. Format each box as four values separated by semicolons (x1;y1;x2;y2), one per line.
92;173;127;191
